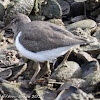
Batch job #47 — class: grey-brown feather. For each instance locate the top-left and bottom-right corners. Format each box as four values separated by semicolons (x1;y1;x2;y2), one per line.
19;21;87;52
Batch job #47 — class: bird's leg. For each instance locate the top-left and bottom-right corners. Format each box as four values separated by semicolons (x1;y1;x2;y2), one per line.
57;49;72;68
63;49;72;63
46;61;51;76
29;62;41;85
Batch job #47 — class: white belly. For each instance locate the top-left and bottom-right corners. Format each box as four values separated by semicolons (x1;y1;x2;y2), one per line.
15;32;73;62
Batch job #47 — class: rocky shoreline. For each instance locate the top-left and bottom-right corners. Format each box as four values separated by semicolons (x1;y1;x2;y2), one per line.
0;0;100;100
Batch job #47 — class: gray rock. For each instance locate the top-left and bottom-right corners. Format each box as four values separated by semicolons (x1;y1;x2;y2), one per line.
84;70;100;92
0;0;10;8
64;89;94;100
3;0;34;25
96;14;100;22
50;61;82;82
56;0;70;16
58;78;85;91
86;0;100;11
71;2;84;16
81;60;100;77
94;26;100;42
0;78;27;100
91;8;100;17
97;54;100;60
41;0;62;19
66;19;97;33
64;0;74;5
73;51;94;63
80;40;100;52
29;15;45;21
0;3;5;21
35;86;57;100
74;0;87;2
71;15;86;22
48;18;65;28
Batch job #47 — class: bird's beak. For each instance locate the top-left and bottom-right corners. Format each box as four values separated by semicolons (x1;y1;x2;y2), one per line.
0;23;12;32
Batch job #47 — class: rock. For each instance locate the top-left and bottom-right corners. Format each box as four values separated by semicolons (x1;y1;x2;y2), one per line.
86;49;100;59
71;15;86;22
67;27;100;51
66;19;97;33
0;3;5;21
86;0;100;11
91;8;100;17
84;70;100;92
41;0;62;19
9;63;27;80
50;61;82;82
55;86;78;100
35;86;57;100
31;0;41;15
73;51;94;63
3;0;34;25
81;60;100;77
0;0;10;8
64;88;94;100
56;0;70;16
80;39;100;52
48;18;65;28
58;78;85;91
64;0;74;5
0;21;4;29
71;2;84;16
67;26;100;52
97;54;100;59
0;68;12;79
96;14;100;22
0;78;27;100
56;86;94;100
74;0;87;2
94;26;100;41
0;30;5;42
71;27;92;37
29;15;45;21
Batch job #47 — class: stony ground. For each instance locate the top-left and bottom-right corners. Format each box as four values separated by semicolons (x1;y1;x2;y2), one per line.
0;0;100;100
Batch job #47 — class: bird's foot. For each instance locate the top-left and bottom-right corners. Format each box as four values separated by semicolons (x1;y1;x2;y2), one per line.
46;69;51;77
29;62;41;85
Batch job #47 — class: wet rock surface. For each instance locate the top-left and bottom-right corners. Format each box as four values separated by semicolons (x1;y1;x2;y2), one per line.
50;61;82;82
0;0;100;100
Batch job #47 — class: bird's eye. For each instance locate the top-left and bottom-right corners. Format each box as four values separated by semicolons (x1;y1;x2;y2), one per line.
11;18;20;25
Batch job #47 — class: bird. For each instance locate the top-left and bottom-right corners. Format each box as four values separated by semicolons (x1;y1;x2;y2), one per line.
4;13;88;84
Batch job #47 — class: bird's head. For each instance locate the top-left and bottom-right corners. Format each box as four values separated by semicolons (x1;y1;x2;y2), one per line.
5;13;31;31
1;13;31;39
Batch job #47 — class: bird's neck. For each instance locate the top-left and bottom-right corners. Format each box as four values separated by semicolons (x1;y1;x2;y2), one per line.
13;17;31;40
13;22;25;40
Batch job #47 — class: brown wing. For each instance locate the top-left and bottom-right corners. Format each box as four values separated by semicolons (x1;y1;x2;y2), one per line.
19;21;86;52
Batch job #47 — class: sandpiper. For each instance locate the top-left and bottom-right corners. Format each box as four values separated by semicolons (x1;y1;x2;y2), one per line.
4;13;88;84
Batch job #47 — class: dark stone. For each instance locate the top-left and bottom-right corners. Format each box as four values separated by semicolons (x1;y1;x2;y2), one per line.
71;2;84;17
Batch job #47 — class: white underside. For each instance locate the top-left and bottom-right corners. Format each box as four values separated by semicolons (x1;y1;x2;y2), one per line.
15;32;74;62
